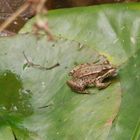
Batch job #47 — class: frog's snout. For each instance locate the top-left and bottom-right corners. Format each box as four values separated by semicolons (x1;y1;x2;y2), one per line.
67;80;75;88
112;68;118;77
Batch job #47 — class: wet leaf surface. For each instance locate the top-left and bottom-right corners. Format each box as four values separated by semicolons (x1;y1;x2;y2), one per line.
108;49;140;140
20;3;140;139
0;34;120;139
21;3;140;64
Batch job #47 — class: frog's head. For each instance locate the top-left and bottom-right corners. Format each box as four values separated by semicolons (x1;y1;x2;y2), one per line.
110;67;118;77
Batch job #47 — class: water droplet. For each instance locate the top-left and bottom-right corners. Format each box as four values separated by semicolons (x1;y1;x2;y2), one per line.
3;73;7;76
0;71;33;116
64;118;68;122
13;106;18;111
24;17;28;20
134;64;137;67
121;26;125;31
41;82;46;88
130;37;136;44
27;104;31;108
14;21;18;25
1;106;6;110
113;38;119;44
79;44;84;49
136;75;140;80
56;132;59;135
126;6;129;10
24;89;31;95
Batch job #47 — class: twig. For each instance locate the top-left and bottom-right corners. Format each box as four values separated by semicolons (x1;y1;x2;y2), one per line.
0;0;54;40
36;0;47;13
30;0;54;40
23;51;60;70
33;21;54;40
38;104;53;109
28;0;47;14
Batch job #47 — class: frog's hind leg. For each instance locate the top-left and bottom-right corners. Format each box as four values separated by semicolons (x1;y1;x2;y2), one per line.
67;79;89;94
76;89;90;94
70;86;90;94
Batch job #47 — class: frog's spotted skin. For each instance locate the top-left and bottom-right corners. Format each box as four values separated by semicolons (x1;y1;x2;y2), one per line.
67;59;117;94
70;64;114;78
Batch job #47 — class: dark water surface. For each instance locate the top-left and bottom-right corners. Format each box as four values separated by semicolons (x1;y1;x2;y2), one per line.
0;71;33;117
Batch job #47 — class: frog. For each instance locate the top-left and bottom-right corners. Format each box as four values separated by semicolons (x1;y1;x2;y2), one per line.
67;58;117;94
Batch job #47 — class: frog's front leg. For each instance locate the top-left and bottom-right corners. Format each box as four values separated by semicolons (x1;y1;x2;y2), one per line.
95;80;111;89
95;69;116;89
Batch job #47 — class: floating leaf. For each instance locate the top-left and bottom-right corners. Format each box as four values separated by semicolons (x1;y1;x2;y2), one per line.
0;34;120;139
20;3;140;139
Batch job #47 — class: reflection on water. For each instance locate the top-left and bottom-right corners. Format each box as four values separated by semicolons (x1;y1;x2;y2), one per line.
0;71;33;117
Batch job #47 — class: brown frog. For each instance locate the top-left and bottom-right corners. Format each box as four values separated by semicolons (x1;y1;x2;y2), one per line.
67;59;117;94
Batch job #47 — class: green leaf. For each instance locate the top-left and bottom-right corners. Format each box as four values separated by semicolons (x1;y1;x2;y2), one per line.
0;34;120;139
21;3;140;64
108;49;140;140
0;126;15;140
20;3;140;140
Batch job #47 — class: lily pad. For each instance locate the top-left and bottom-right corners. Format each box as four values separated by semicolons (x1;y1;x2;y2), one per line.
108;49;140;140
20;3;140;139
21;3;140;64
0;34;120;139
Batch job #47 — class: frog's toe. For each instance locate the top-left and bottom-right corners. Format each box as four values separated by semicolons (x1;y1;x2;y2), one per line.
77;90;90;94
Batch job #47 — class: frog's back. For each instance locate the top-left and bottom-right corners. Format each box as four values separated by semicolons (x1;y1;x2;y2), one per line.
72;64;111;78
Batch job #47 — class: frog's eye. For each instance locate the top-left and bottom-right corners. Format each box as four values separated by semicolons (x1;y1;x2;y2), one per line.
69;72;73;75
69;70;75;75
